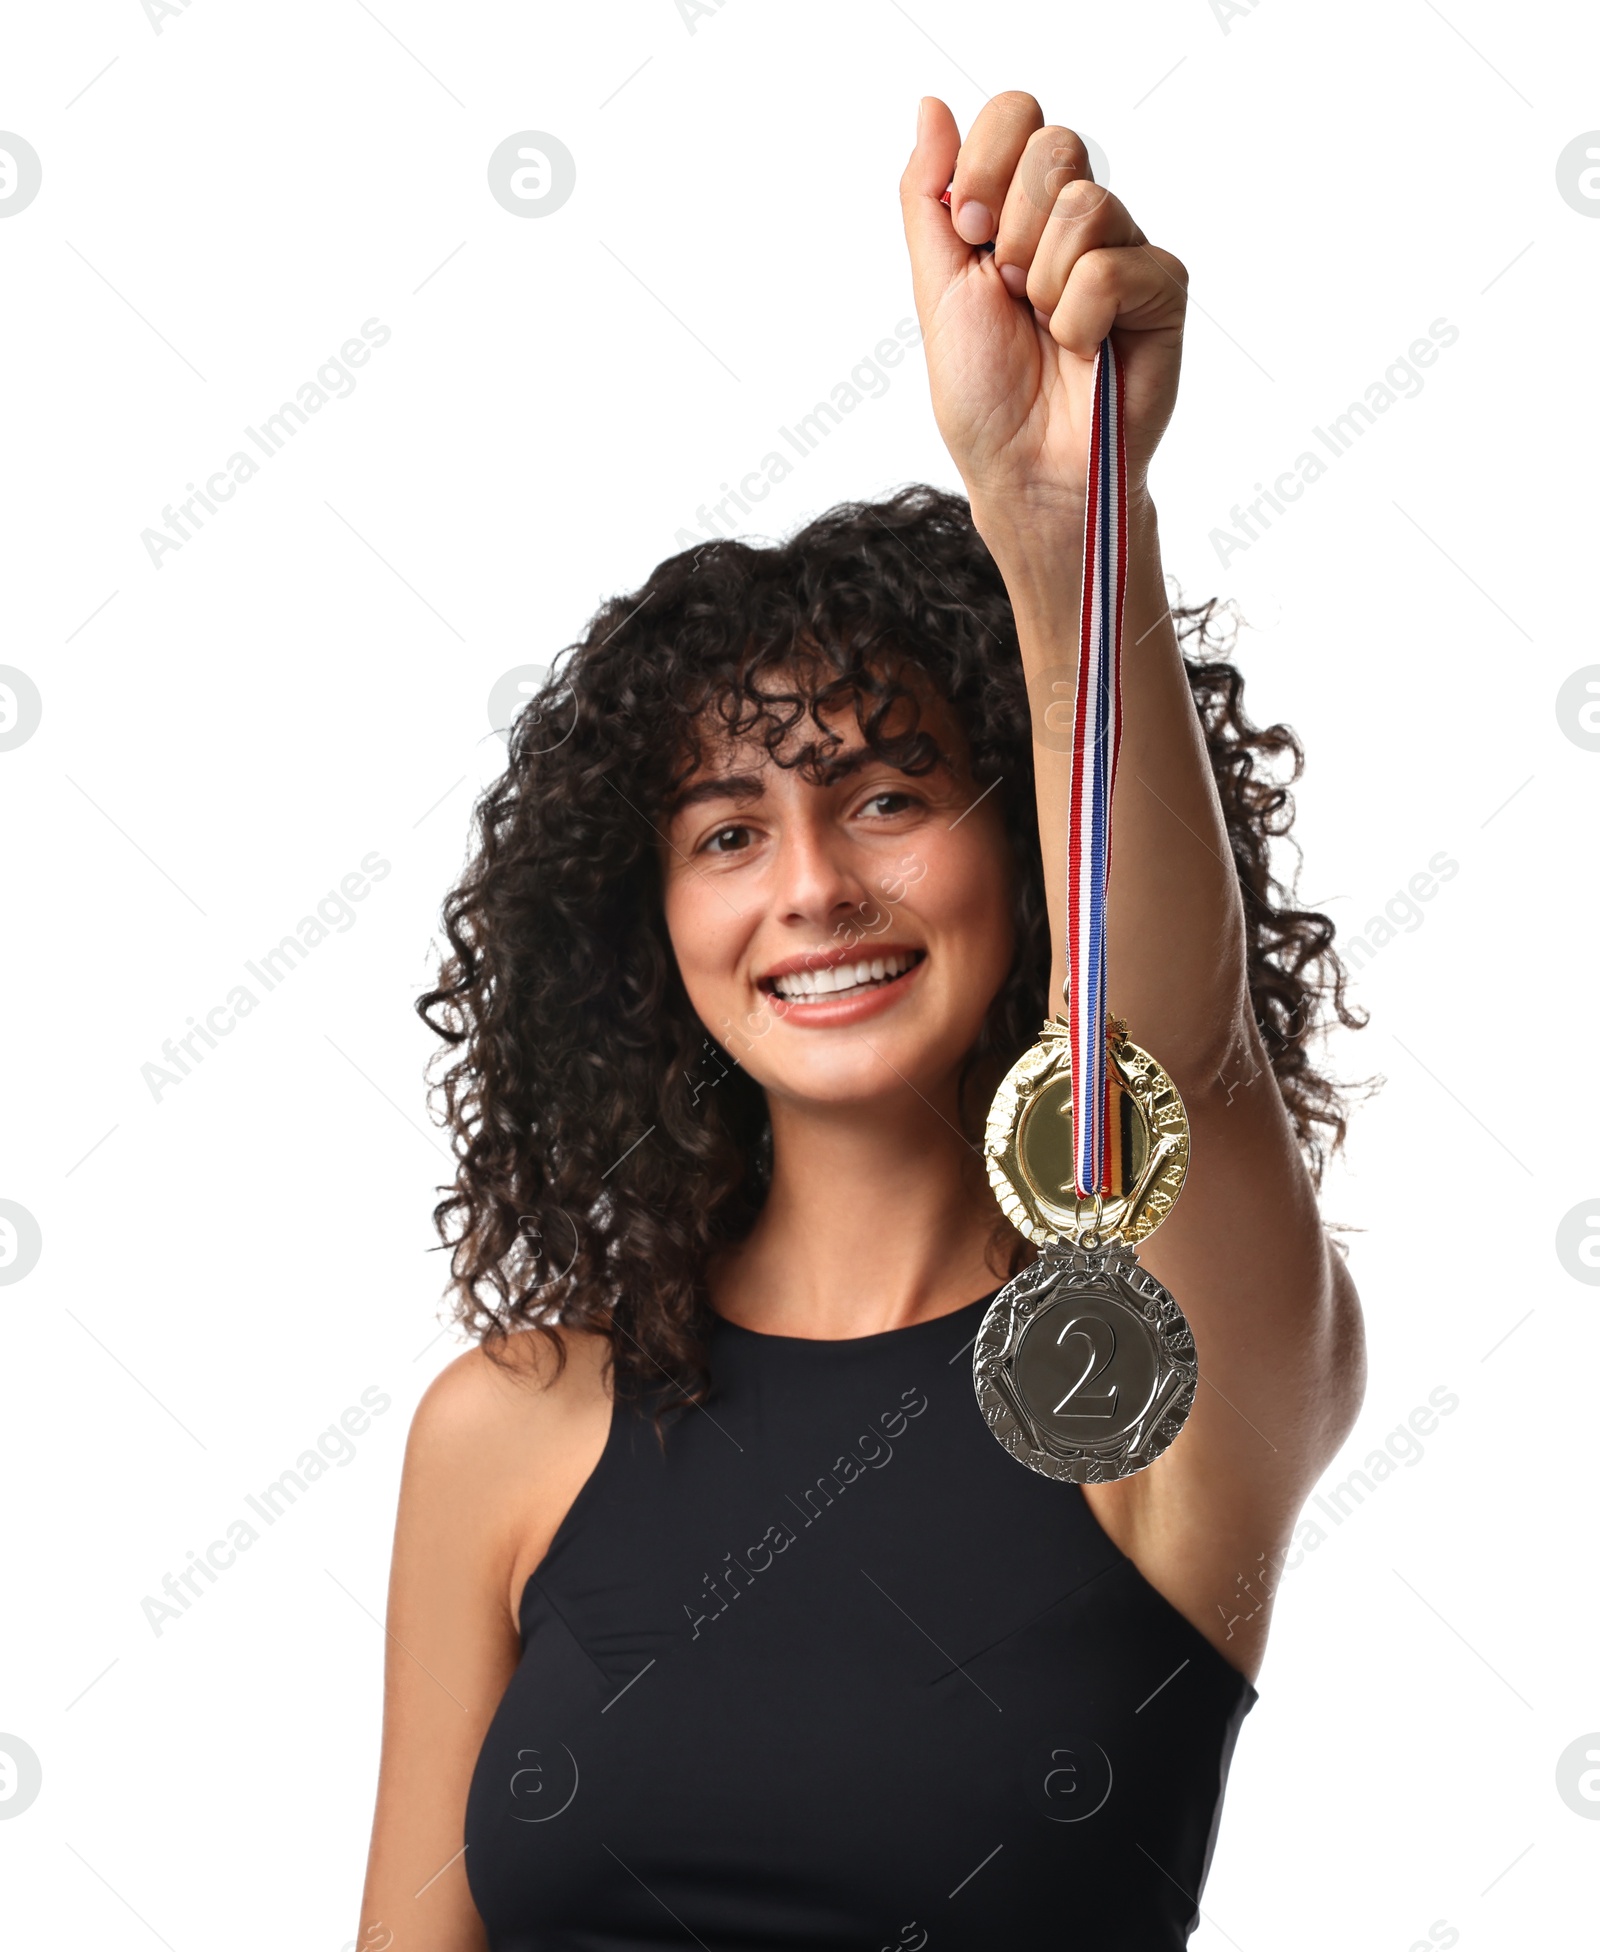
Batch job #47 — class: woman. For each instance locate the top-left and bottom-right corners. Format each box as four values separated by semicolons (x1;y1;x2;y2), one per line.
356;92;1367;1949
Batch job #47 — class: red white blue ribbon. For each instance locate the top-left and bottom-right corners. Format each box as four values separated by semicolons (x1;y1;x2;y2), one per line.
1066;337;1128;1198
939;179;1126;1197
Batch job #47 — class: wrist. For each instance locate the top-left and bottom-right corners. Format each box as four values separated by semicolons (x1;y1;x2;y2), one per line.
970;482;1155;555
967;488;1086;562
971;487;1159;621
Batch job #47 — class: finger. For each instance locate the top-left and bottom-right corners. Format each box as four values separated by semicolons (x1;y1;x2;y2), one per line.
1025;183;1145;322
1042;245;1189;360
899;95;968;316
947;89;1045;246
992;126;1095;301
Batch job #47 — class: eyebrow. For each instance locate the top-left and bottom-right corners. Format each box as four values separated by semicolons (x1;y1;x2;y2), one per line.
669;772;766;813
667;746;894;815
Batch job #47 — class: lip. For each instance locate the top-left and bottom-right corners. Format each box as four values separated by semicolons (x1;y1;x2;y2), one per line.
759;949;927;1027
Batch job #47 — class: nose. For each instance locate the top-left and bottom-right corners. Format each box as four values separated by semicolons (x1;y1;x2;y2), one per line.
772;810;878;934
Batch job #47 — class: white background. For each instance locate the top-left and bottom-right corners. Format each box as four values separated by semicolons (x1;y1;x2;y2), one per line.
1;1;1595;1947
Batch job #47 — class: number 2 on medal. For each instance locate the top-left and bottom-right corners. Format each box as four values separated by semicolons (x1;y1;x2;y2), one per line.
1052;1315;1118;1420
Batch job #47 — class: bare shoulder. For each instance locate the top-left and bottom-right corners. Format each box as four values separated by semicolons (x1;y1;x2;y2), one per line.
356;1323;616;1949
406;1322;616;1635
409;1319;614;1469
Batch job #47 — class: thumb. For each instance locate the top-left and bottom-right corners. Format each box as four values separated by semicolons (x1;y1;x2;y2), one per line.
899;95;967;321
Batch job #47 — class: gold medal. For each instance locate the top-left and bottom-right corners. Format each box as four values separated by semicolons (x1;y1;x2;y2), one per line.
984;1014;1190;1251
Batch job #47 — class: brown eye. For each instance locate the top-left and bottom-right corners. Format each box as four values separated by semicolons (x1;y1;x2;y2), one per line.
861;791;914;817
703;824;752;855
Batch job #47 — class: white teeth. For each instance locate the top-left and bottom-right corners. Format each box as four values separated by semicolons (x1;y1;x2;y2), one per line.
771;951;919;1001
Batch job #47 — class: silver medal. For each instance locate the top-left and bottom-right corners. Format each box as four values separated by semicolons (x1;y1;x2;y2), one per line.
973;1235;1197;1485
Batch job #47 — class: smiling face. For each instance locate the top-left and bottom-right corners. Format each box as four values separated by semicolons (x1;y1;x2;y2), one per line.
659;680;1017;1119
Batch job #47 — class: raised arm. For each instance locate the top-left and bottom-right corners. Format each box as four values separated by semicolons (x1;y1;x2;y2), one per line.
902;92;1366;1677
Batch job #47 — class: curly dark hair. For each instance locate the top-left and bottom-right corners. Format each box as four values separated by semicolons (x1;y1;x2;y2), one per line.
417;484;1367;1420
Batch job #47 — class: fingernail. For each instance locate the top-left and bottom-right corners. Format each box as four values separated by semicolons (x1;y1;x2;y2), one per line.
953;199;993;245
998;262;1027;299
917;96;927;137
1032;305;1053;330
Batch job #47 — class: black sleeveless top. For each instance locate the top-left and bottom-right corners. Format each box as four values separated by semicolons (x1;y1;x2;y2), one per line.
465;1289;1257;1948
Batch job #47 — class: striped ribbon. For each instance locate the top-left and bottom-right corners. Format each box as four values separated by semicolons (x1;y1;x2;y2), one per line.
939;181;1127;1196
1066;336;1128;1198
